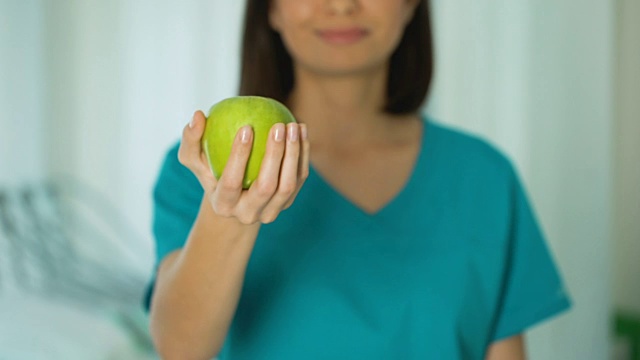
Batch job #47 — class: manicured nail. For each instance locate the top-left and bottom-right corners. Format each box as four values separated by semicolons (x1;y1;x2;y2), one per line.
189;111;200;128
274;123;285;142
288;123;299;142
241;126;251;143
301;124;308;141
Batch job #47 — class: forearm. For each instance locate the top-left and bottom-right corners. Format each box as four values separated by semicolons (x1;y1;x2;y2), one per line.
150;198;260;359
485;335;526;360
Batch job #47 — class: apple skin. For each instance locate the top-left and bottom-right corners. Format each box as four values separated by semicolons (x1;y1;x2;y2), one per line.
202;96;297;189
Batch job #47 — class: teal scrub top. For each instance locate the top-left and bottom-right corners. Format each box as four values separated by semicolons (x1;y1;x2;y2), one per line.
146;117;571;359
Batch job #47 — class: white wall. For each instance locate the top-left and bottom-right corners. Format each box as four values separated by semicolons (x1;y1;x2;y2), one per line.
0;0;46;185
0;0;246;332
32;0;246;269
613;0;640;315
429;1;613;358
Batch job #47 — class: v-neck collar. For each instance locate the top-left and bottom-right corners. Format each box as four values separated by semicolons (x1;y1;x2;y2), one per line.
307;117;434;222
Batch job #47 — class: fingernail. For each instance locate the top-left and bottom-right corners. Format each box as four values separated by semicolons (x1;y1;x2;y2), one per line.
241;126;251;143
288;123;299;142
189;111;200;128
301;124;308;141
274;123;285;142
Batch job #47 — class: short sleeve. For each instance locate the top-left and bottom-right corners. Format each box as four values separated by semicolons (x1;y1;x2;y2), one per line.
143;143;203;311
490;168;572;341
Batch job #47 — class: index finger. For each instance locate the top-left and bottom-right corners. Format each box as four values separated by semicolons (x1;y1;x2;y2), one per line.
213;126;254;204
177;110;210;178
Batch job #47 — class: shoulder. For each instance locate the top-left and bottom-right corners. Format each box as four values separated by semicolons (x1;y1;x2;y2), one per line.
156;142;197;184
157;142;185;178
153;141;202;207
424;118;516;182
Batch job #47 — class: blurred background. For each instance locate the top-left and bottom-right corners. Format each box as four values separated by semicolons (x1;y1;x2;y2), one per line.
0;0;638;359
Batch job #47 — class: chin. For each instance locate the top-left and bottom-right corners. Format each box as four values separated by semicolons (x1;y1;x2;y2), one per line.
300;56;388;78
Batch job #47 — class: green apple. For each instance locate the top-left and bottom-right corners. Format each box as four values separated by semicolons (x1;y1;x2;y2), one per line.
201;96;297;189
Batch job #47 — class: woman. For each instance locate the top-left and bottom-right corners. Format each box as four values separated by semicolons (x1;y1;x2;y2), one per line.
146;0;571;359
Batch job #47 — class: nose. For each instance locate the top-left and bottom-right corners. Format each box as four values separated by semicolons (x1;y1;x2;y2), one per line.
326;0;358;16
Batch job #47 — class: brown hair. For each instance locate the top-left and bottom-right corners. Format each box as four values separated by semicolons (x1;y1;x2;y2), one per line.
238;1;433;114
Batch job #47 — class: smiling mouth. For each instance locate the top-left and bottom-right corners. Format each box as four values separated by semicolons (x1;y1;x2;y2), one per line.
316;28;370;45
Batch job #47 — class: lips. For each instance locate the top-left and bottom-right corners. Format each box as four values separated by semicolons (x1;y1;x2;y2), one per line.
316;28;369;45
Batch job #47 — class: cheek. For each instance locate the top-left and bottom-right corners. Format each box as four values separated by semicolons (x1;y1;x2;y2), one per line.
368;23;404;58
378;0;415;26
377;6;414;46
275;0;315;29
275;3;317;55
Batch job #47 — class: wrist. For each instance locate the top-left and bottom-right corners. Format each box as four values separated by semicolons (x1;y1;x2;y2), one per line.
200;196;261;239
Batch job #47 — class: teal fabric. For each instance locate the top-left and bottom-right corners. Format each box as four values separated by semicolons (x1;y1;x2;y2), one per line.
147;117;571;359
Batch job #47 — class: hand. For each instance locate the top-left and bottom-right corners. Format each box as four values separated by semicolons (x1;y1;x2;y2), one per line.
177;110;310;225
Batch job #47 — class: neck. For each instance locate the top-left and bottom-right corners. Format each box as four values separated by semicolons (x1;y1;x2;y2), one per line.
287;65;394;148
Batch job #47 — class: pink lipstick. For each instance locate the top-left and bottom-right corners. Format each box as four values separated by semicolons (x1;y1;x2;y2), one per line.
316;28;369;45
